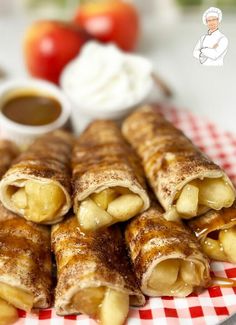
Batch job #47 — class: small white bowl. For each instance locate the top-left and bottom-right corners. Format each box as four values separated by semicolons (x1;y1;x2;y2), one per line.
60;42;154;132
61;75;153;133
0;78;71;147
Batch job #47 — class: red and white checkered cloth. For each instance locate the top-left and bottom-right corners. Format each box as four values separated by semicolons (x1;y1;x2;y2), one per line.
15;105;236;325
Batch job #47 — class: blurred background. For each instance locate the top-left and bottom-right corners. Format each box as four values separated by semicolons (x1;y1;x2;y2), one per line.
0;0;236;132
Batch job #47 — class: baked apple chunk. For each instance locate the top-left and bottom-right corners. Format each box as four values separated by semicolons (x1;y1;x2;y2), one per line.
148;259;202;297
77;187;143;231
175;177;234;219
11;180;65;223
202;226;236;263
0;298;18;325
71;286;129;325
0;282;34;312
0;282;34;325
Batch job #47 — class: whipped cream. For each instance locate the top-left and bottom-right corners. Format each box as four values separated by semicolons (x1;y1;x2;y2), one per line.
60;41;153;112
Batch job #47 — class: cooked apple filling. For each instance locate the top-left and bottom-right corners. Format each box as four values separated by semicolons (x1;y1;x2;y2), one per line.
77;187;144;231
0;282;34;325
0;282;34;312
175;178;235;219
148;259;202;297
71;286;129;325
0;298;18;325
201;226;236;263
11;180;65;222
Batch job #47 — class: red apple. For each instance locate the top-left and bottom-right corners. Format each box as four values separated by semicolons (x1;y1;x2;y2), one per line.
73;0;140;52
23;20;89;84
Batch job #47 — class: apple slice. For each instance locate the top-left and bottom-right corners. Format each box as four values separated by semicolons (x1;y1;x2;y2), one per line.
0;282;33;312
219;227;236;263
91;188;117;210
11;188;27;209
72;287;105;317
148;259;180;291
107;194;143;221
201;237;227;262
198;178;235;210
163;207;181;222
100;288;129;325
180;261;201;286
0;298;18;325
77;198;113;231
24;180;65;222
176;183;199;218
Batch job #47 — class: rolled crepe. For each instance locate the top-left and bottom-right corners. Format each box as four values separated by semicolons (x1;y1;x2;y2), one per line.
0;130;73;224
72;120;150;231
188;203;236;263
52;215;145;324
125;203;211;297
0;140;19;179
122;105;235;219
0;203;52;313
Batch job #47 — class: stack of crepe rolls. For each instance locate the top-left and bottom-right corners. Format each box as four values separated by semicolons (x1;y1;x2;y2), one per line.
0;139;19;324
52;215;145;324
125;203;211;297
0;203;52;324
0;130;74;224
0;140;19;179
188;203;236;263
72;120;150;231
122;105;235;220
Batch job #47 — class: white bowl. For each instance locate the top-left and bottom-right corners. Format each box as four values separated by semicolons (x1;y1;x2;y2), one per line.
61;78;153;133
60;42;154;133
0;78;71;147
65;94;153;133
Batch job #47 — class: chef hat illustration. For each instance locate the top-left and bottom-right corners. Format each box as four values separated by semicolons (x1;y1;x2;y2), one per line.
202;7;222;25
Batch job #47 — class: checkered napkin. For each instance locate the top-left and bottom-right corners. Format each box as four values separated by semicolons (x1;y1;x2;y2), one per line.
16;105;236;325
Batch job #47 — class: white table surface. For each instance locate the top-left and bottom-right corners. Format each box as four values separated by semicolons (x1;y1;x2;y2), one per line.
0;8;236;134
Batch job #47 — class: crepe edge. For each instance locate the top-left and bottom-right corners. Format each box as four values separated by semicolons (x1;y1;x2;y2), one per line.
0;173;72;225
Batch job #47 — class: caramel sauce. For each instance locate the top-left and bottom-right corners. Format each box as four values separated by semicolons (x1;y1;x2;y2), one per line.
2;93;61;126
210;276;236;288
